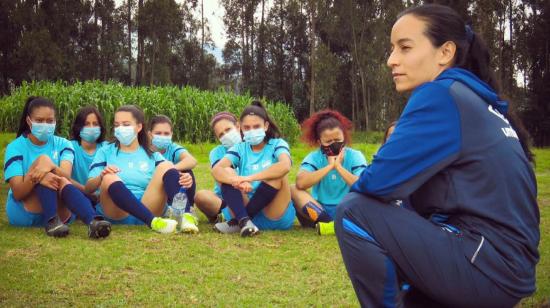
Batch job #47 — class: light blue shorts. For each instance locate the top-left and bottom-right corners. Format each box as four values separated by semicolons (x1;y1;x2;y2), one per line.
222;201;296;231
6;194;76;226
96;204;145;225
6;195;43;227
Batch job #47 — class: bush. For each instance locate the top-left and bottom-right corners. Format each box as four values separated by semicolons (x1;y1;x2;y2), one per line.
0;80;301;144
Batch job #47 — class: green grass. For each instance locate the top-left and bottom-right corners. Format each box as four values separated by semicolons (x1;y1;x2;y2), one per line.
0;133;548;306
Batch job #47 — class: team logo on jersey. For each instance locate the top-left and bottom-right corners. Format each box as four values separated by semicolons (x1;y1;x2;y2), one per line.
252;164;259;171
139;161;149;171
488;105;518;140
128;162;134;169
52;151;58;160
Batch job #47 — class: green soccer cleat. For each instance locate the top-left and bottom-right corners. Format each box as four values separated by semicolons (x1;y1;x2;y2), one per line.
151;217;177;234
316;221;335;235
180;212;199;234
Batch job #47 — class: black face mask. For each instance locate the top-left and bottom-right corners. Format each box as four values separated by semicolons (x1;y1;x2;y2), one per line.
321;141;344;156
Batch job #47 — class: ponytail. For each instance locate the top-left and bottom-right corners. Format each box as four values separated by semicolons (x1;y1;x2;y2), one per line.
17;96;56;137
399;4;534;163
240;100;281;141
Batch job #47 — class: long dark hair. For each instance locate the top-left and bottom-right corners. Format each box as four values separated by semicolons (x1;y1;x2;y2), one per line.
71;106;106;143
399;4;534;162
115;105;152;157
17;96;56;137
240;100;281;142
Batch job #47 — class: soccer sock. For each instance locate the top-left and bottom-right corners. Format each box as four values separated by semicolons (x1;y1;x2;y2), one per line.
60;184;97;224
108;181;154;226
302;201;332;223
246;181;278;218
162;168;181;206
221;183;248;221
35;184;58;225
218;200;227;214
182;170;196;213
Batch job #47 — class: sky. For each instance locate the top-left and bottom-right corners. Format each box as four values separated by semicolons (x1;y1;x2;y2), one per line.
114;0;227;62
198;0;226;62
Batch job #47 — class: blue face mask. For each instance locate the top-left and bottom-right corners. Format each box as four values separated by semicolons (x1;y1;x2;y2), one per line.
114;126;137;146
80;126;101;143
30;121;56;142
243;128;266;146
220;129;242;148
152;135;172;150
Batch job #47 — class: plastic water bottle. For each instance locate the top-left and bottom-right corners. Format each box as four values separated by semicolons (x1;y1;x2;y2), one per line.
171;187;187;232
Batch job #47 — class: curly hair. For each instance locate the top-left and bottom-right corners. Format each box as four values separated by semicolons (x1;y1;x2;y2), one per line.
301;109;353;146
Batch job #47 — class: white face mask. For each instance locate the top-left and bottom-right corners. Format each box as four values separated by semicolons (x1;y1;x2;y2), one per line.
114;125;137;146
220;129;242;148
243;128;266;146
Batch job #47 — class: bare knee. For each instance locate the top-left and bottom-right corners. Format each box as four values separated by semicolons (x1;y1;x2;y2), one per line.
264;178;283;190
194;190;208;206
58;177;72;191
100;173;121;190
156;161;175;173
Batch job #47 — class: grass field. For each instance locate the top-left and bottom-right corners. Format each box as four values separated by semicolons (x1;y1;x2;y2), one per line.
0;132;548;306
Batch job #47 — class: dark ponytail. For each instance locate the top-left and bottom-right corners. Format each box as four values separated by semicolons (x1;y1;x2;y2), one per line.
115;105;153;157
240;100;281;142
400;4;534;162
17;96;56;137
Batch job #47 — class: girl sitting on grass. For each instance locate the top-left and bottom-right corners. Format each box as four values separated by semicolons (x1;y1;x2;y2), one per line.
291;110;367;235
149;114;198;233
212;101;296;236
85;105;184;234
69;106;108;204
194;112;242;224
4;97;111;239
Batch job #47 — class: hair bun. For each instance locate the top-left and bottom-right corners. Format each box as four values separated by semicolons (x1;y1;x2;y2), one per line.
251;100;265;109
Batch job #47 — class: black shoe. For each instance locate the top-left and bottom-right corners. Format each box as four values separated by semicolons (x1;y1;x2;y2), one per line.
88;217;112;239
238;217;259;237
45;216;70;238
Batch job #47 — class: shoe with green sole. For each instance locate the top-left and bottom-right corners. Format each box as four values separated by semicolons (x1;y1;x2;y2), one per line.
316;221;335;235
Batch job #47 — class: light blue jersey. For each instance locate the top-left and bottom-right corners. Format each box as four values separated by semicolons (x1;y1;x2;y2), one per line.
209;144;228;197
225;138;291;198
300;147;367;213
159;142;188;164
70;140;108;186
89;143;165;199
4;134;75;226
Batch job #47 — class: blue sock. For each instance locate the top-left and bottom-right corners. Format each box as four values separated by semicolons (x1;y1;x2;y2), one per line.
247;181;278;218
162;168;181;205
35;184;58;225
302;201;332;223
108;181;154;226
182;170;196;213
60;184;97;225
221;183;248;221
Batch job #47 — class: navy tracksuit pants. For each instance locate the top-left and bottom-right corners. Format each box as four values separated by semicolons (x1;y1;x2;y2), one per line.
335;192;519;308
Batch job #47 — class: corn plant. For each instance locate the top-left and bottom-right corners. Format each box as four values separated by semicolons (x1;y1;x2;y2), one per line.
0;81;301;144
